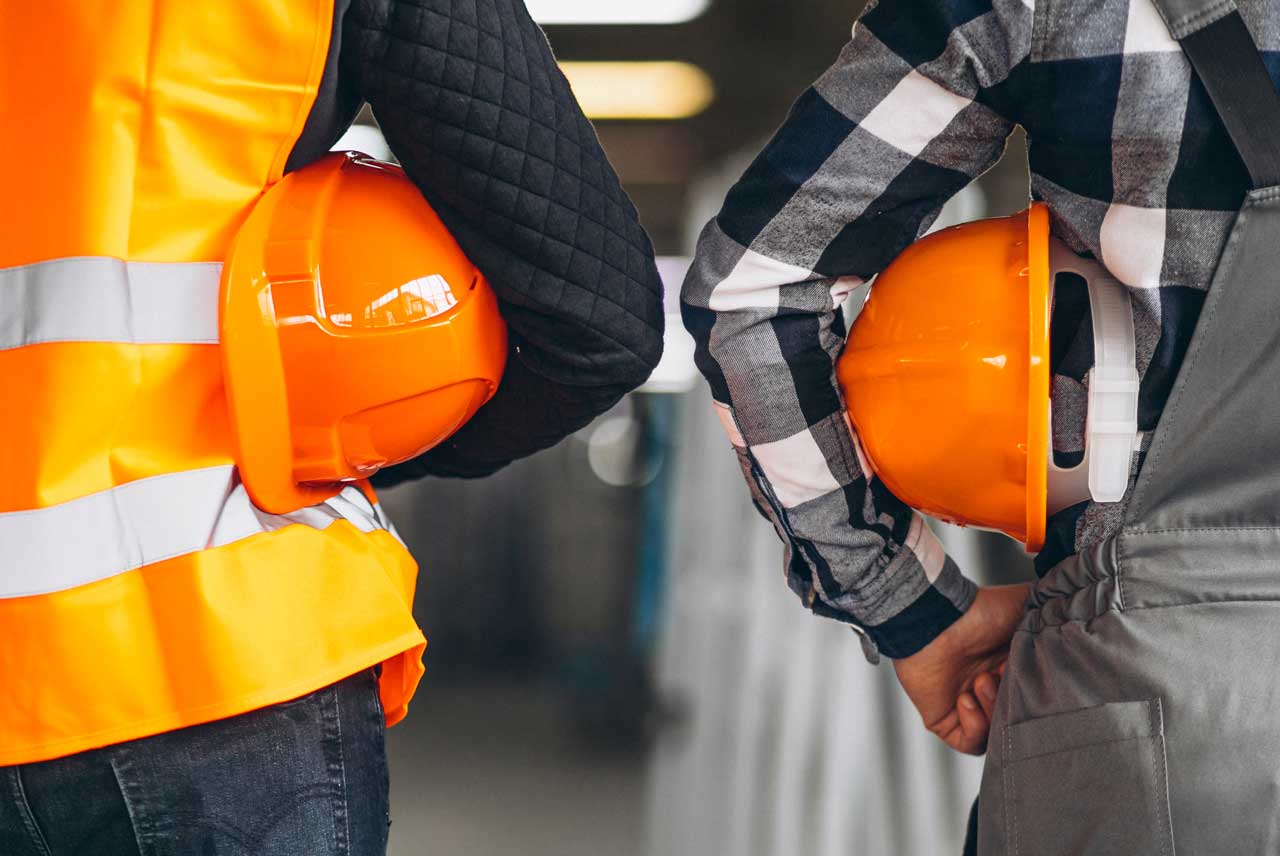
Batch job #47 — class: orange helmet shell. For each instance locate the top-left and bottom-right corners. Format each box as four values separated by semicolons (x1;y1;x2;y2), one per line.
836;204;1050;550
221;152;508;513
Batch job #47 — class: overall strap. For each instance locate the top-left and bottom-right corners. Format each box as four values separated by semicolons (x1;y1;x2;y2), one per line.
1148;0;1280;187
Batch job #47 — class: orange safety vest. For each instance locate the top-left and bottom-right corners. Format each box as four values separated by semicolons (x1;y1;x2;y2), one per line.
0;2;426;765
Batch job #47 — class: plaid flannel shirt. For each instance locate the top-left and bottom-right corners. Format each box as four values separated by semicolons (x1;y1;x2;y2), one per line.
682;0;1274;659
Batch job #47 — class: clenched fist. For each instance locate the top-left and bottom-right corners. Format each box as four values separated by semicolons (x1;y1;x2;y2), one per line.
892;584;1031;755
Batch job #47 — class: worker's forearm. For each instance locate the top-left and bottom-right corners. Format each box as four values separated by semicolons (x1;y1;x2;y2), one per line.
341;0;664;476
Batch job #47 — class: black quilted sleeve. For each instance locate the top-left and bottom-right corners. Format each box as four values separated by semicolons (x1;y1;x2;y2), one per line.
341;0;666;482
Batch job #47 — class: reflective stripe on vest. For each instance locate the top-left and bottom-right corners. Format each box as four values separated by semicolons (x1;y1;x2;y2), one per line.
1;0;426;766
0;257;220;350
0;256;398;599
0;465;397;599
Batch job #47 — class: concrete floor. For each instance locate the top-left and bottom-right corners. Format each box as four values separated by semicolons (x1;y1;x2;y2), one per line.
387;680;647;856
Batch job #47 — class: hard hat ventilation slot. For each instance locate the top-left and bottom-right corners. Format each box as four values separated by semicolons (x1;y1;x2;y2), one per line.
1048;271;1092;385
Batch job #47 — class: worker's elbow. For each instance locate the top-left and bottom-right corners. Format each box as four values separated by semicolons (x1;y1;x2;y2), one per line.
524;265;665;393
612;271;667;390
612;320;665;392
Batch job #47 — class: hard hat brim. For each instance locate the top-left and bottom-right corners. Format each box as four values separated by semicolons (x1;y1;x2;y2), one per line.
1024;202;1051;552
221;179;340;515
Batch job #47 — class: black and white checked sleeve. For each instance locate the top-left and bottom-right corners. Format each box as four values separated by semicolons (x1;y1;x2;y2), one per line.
681;0;1032;659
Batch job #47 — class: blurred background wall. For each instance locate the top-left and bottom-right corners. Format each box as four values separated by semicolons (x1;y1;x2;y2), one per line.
360;1;1038;853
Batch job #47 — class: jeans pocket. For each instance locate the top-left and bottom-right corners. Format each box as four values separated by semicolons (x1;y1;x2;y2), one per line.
1001;699;1174;856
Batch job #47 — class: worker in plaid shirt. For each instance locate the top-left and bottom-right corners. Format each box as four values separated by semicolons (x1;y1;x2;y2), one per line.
682;0;1265;753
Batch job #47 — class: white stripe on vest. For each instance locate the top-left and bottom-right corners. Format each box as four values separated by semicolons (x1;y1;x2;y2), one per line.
0;257;398;597
0;466;398;599
0;257;220;350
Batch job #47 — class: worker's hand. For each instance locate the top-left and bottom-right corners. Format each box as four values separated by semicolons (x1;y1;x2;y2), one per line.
892;583;1030;755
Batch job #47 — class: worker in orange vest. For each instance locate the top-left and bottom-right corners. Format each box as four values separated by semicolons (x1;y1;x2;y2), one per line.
0;2;664;854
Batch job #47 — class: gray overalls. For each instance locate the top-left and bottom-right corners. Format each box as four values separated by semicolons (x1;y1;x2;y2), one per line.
977;4;1280;853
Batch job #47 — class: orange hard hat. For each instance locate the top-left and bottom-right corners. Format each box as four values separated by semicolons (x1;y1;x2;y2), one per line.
837;203;1139;552
221;151;507;514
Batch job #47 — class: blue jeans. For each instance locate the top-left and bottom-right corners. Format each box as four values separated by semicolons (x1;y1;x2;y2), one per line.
0;668;390;856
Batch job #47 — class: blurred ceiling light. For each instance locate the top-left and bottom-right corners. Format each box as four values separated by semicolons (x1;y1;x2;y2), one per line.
559;62;714;120
526;0;710;24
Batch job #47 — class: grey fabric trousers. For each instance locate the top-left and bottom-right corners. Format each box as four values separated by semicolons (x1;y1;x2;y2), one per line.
978;189;1280;854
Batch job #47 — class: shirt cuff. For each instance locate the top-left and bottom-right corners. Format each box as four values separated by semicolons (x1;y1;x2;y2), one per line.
856;557;978;661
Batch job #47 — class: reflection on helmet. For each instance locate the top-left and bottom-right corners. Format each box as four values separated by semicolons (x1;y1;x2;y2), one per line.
328;274;460;329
